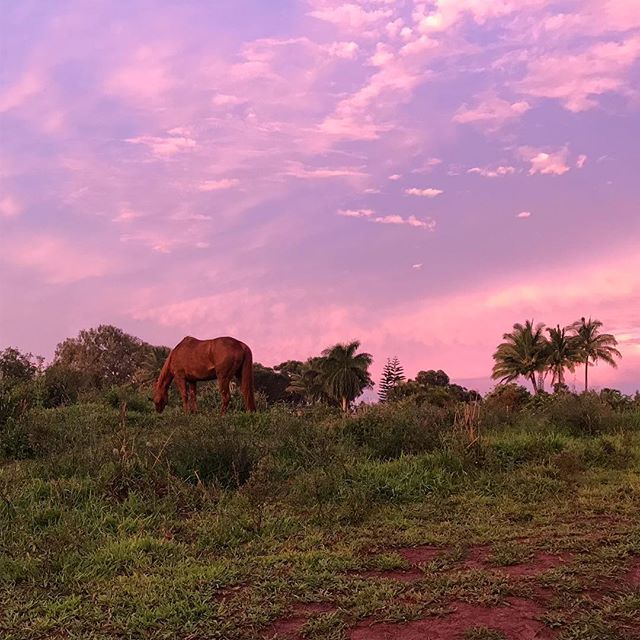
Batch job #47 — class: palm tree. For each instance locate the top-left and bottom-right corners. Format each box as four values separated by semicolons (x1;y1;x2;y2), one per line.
569;317;622;391
545;325;580;387
320;341;373;412
491;320;548;394
286;358;332;406
131;345;171;388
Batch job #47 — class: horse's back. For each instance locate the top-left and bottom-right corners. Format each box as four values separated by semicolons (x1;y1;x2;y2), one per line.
173;335;248;359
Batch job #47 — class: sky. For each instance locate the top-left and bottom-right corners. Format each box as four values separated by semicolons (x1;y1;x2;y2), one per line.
1;0;639;394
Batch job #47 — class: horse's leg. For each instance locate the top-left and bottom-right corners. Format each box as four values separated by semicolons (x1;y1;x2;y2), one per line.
188;382;198;413
217;377;231;415
174;375;189;414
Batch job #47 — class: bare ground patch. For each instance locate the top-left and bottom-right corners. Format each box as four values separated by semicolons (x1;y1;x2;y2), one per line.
349;597;555;640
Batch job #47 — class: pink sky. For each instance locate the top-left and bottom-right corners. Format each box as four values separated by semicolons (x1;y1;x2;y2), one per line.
1;0;639;393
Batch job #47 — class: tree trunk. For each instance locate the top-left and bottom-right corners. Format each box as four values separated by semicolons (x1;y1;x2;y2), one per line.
341;396;348;413
584;356;589;392
530;373;539;394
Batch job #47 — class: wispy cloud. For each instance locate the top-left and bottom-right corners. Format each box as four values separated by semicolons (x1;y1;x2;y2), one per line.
125;134;197;157
374;214;436;230
405;187;443;197
198;178;240;191
520;146;571;175
337;208;374;218
453;94;530;130
467;166;516;178
0;195;22;218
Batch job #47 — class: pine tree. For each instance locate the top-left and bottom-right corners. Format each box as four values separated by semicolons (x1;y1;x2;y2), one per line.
378;356;405;402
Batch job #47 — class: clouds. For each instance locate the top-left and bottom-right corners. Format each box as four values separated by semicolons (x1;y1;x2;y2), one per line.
125;134;197;157
519;37;640;112
338;208;436;230
520;146;571;176
0;196;22;218
453;95;531;130
198;178;240;191
405;187;443;197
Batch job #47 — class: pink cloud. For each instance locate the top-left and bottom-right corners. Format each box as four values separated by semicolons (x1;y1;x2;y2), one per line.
517;211;532;218
453;94;531;130
467;166;516;178
405;187;443;197
374;214;436;230
520;146;571;175
285;162;368;179
0;195;22;218
198;178;239;191
126;134;197;157
0;70;43;113
519;37;640;111
308;3;392;31
3;235;114;284
105;45;175;105
337;208;374;218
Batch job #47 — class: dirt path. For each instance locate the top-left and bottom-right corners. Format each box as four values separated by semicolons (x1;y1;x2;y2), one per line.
263;544;640;639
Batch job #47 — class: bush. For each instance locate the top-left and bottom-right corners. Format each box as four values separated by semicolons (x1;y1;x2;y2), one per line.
533;392;623;435
104;385;151;413
342;401;450;459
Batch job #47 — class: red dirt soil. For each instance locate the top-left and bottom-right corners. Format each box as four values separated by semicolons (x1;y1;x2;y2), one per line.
395;545;444;565
625;557;640;587
460;547;572;576
349;597;556;640
263;602;336;639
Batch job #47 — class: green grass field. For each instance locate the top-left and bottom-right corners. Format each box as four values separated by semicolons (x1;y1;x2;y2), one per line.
1;400;640;639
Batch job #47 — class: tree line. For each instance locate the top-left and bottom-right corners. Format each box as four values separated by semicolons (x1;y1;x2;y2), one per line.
0;317;626;418
491;317;622;394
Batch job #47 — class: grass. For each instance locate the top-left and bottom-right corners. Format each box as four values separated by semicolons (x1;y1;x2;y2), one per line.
1;400;640;638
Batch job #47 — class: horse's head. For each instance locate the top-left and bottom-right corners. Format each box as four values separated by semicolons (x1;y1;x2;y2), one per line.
153;385;168;413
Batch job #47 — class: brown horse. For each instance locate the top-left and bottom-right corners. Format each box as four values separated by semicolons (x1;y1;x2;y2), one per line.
154;336;256;414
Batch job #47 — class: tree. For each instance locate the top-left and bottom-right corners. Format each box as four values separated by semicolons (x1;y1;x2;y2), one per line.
378;357;405;402
569;317;622;392
286;357;333;406
545;325;580;387
252;363;291;405
0;347;42;384
131;345;171;388
415;369;450;387
320;341;373;413
387;369;479;406
491;320;549;394
53;325;150;389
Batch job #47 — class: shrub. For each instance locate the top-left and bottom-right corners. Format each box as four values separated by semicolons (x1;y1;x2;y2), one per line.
342;401;450;459
534;392;623;435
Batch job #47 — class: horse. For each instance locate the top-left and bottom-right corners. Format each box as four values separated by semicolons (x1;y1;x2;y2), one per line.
154;336;256;415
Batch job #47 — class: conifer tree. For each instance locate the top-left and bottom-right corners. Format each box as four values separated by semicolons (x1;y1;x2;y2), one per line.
378;356;405;402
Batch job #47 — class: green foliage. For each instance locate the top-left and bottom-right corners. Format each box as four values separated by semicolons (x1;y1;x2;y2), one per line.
53;324;164;390
387;370;480;406
570;317;622;391
104;384;152;413
320;341;374;412
1;399;640;638
378;356;405;402
492;320;548;393
342;401;449;459
0;346;42;383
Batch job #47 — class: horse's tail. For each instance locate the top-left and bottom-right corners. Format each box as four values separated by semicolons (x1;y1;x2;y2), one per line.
240;345;256;412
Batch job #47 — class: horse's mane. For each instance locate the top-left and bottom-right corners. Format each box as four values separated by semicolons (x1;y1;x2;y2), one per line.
156;352;173;394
